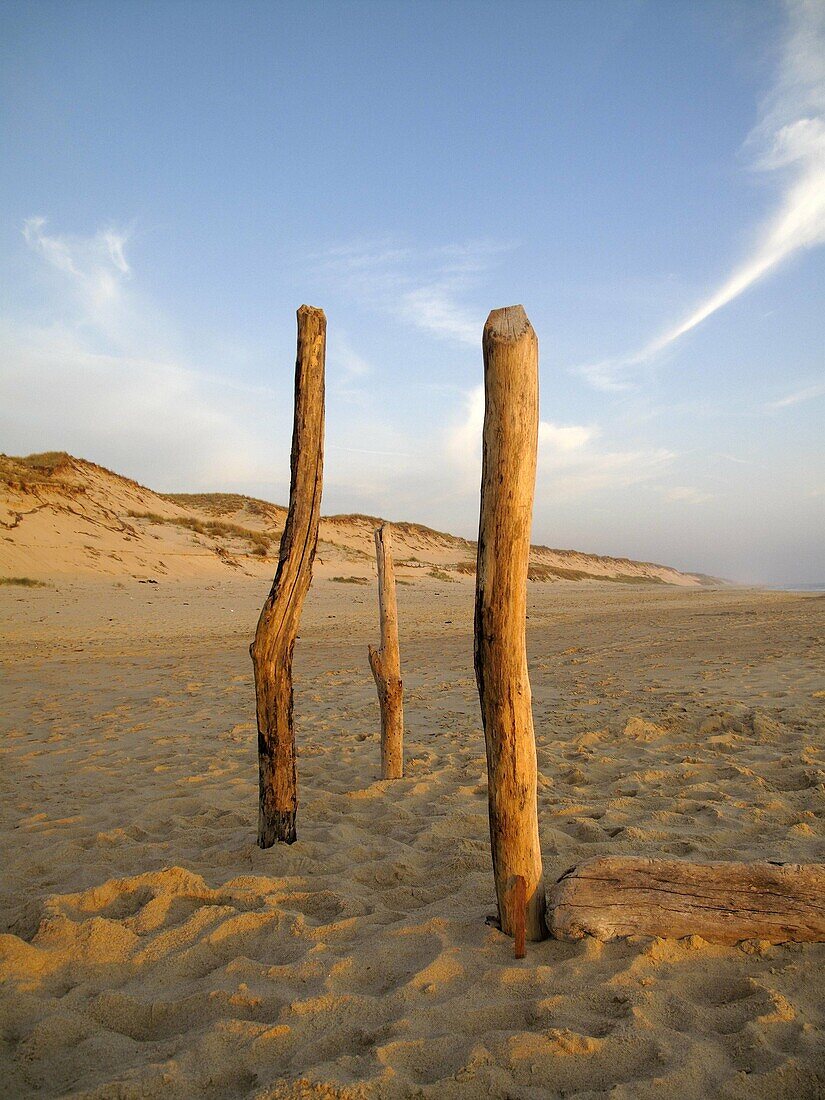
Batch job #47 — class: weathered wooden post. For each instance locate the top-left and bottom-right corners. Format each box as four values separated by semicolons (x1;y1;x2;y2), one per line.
474;304;547;941
251;305;325;847
368;524;404;779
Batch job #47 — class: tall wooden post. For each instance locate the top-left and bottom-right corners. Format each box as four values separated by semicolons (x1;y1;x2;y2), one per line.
368;524;404;779
474;304;547;941
251;305;325;847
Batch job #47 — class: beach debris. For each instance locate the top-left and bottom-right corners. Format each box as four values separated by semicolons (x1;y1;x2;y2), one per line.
549;856;825;943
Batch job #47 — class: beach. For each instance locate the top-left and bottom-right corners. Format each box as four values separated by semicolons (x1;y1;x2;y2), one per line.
1;577;823;1098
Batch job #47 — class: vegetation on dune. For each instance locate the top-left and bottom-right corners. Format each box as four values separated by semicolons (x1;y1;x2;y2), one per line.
526;563;668;584
127;511;273;555
18;451;73;470
0;453;81;493
326;514;473;550
331;575;370;585
528;563;591;582
1;452;153;498
0;576;48;587
161;492;286;521
428;567;455;582
606;573;665;585
319;539;372;562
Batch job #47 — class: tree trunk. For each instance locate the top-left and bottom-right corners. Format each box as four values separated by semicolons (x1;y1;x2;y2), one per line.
251;305;325;847
474;304;547;942
549;857;825;943
368;524;404;779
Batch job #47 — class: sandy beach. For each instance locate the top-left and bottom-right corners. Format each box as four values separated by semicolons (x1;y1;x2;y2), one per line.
1;577;823;1098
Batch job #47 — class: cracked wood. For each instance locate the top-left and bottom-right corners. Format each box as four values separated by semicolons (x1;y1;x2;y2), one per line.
549;856;825;943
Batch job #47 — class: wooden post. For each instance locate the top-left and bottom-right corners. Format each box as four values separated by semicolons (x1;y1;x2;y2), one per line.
251;305;325;847
513;876;527;959
549;857;825;944
474;304;547;941
368;524;404;779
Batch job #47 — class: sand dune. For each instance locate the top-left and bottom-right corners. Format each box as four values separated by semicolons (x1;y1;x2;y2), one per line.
0;452;711;586
1;575;823;1097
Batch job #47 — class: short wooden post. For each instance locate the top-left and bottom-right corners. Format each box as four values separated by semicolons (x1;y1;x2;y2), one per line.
368;524;404;779
251;305;325;847
475;304;547;942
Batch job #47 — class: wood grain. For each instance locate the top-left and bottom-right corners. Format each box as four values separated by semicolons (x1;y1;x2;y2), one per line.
251;305;325;847
474;304;547;941
549;856;825;943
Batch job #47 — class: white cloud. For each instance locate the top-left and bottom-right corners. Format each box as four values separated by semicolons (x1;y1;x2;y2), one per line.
539;421;595;453
446;384;672;499
580;0;825;390
400;283;478;345
765;379;825;408
0;318;283;492
5;220;291;494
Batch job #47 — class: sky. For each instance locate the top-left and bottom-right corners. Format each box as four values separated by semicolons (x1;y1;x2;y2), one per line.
1;0;823;584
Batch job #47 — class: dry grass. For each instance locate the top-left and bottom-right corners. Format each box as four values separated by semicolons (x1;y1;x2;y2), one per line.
528;563;590;582
0;576;48;587
161;492;285;521
608;572;666;585
127;511;273;555
428;567;455;582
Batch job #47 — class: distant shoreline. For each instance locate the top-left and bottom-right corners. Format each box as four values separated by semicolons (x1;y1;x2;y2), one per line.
765;582;825;592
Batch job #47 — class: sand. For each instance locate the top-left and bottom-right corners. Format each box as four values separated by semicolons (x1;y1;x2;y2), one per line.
1;577;823;1098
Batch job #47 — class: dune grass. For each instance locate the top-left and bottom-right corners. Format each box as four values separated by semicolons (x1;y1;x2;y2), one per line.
1;576;48;587
127;511;273;555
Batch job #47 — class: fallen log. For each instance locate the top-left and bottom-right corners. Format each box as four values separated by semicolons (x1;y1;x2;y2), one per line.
548;856;825;944
251;304;325;847
368;523;404;779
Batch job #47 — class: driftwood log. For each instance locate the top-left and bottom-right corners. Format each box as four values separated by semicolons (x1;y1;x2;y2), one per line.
549;856;825;944
251;305;325;847
475;305;546;942
368;524;404;779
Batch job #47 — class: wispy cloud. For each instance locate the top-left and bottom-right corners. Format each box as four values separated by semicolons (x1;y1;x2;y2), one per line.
581;0;825;390
23;217;132;315
664;486;715;505
765;379;825;408
320;239;510;346
333;332;371;380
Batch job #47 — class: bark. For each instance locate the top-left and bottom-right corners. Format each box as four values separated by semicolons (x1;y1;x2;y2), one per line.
368;524;404;779
251;305;325;847
513;876;527;959
549;856;825;943
474;304;547;942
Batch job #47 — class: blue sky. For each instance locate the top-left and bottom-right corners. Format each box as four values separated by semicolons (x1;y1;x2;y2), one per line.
1;0;823;583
